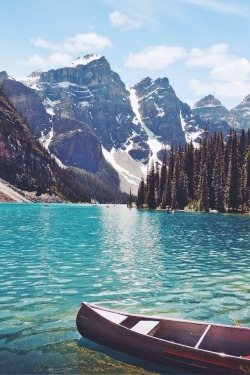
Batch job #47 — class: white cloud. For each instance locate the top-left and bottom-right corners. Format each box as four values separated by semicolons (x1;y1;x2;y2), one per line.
31;33;112;53
186;43;250;104
125;45;186;70
210;58;250;82
189;78;250;102
186;44;231;68
109;10;143;30
28;53;73;68
184;0;245;16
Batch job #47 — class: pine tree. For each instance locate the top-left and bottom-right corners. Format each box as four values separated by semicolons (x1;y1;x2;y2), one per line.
171;153;180;208
136;177;145;208
159;148;167;206
184;141;195;199
128;189;133;207
212;133;225;211
147;164;156;209
198;138;210;211
239;145;250;212
136;128;250;213
225;130;240;212
155;162;160;206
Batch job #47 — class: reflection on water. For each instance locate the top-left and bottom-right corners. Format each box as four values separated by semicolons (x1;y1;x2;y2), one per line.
0;204;250;374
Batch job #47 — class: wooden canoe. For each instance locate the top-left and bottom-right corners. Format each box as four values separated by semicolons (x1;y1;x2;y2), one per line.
76;302;250;374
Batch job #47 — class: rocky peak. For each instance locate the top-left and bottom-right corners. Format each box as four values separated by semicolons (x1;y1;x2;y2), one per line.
193;94;222;108
228;94;250;129
134;76;171;98
192;94;228;123
133;76;186;146
28;69;44;78
241;94;250;106
69;54;102;67
0;71;9;84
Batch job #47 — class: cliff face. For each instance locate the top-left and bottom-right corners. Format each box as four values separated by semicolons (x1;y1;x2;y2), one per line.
133;77;186;146
0;88;55;191
50;117;103;173
0;87;124;202
37;55;138;151
0;70;107;175
1;78;50;138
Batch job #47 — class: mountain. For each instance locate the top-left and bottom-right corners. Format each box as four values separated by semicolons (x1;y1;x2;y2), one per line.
0;86;64;198
19;55;214;192
192;94;228;122
0;87;127;203
1;54;248;195
193;94;250;131
228;95;250;129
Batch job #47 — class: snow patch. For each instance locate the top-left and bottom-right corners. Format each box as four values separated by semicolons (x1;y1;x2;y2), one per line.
129;88;164;165
70;54;102;67
20;76;41;90
180;112;202;148
58;81;71;88
155;102;165;117
102;147;145;194
40;126;54;150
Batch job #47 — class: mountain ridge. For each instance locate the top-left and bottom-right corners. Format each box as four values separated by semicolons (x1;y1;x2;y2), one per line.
1;54;250;195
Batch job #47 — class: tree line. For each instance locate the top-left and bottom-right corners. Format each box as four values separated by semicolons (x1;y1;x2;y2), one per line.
136;129;250;213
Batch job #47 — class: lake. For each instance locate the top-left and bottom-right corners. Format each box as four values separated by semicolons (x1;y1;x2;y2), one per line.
0;203;250;374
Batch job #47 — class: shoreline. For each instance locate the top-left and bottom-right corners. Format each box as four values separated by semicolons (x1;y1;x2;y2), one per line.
0;178;65;203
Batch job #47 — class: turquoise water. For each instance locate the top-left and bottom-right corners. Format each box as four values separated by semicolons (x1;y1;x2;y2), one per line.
0;204;250;374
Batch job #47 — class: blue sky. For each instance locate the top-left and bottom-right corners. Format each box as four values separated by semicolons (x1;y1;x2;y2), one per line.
1;0;250;109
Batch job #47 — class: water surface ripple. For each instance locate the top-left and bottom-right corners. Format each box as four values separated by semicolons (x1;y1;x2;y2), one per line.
0;204;250;374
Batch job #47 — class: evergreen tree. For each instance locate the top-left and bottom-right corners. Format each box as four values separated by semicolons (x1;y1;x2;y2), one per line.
136;128;250;213
198;138;210;211
212;133;225;211
155;162;160;206
159;149;167;206
170;153;180;208
239;145;250;212
184;141;195;199
225;130;240;212
136;177;145;208
147;164;156;209
128;189;133;207
198;163;210;211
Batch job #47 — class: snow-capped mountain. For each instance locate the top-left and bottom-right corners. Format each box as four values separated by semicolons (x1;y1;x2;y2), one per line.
192;94;250;131
192;94;228;123
228;95;250;129
0;54;243;194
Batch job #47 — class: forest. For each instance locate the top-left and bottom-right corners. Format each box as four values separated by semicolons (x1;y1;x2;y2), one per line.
136;129;250;213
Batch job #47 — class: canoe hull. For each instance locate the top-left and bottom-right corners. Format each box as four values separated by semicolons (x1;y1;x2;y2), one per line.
76;303;250;374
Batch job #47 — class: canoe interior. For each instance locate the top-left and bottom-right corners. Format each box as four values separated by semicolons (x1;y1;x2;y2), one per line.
92;306;250;358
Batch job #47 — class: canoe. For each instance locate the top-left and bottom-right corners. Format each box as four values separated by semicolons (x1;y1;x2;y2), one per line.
76;302;250;374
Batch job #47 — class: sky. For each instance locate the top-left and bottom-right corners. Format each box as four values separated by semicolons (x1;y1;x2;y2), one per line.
1;0;250;109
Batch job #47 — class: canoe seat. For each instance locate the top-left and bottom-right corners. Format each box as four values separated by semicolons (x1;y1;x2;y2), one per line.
195;324;211;349
93;308;127;324
131;320;160;335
